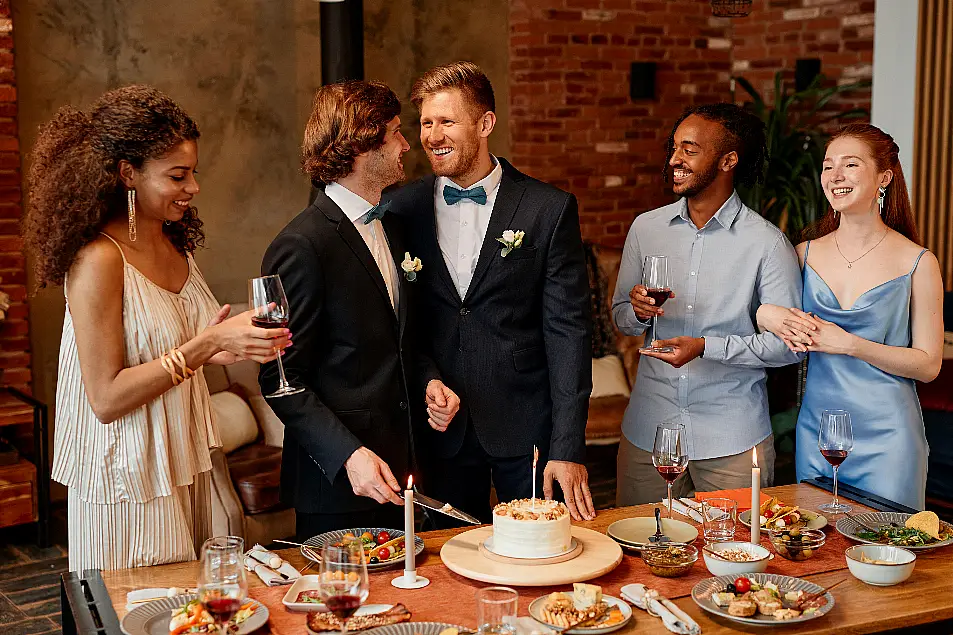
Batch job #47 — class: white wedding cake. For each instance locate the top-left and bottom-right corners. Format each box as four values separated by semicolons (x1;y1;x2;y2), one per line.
490;498;572;558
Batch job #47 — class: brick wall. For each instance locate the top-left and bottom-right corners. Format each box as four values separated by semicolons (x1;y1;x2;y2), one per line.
0;1;29;394
510;0;875;246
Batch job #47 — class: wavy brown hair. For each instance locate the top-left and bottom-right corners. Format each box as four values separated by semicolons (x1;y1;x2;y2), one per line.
301;80;401;185
25;85;203;288
803;123;919;244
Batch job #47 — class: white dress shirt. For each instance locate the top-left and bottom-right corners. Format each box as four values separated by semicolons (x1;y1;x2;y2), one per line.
434;155;504;299
325;181;399;311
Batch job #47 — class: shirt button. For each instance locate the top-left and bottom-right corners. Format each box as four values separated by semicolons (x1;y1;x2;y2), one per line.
680;374;687;380
696;233;701;239
399;401;408;411
690;271;696;276
687;305;693;310
460;307;470;316
463;221;468;226
682;408;689;414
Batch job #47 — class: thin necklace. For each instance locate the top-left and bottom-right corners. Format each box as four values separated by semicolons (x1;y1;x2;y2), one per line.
833;228;888;268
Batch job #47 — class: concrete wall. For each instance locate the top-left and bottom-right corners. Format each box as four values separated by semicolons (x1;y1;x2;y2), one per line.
14;0;507;496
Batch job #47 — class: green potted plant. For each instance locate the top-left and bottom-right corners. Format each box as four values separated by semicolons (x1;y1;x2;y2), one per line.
735;71;871;242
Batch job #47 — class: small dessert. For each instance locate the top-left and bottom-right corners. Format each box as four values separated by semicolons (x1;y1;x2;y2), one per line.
727;597;757;617
492;498;571;558
773;608;802;621
539;585;609;629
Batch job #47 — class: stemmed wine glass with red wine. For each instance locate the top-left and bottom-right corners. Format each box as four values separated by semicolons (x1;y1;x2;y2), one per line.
248;275;303;398
319;538;369;631
639;255;675;354
653;422;688;518
818;409;853;514
197;536;246;635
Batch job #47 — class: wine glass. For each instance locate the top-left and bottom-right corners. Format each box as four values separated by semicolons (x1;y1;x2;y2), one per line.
639;255;675;353
319;538;369;632
197;536;246;635
249;275;303;398
652;422;688;518
818;409;853;514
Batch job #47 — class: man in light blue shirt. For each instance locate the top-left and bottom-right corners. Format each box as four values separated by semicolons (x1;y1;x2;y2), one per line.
612;103;802;505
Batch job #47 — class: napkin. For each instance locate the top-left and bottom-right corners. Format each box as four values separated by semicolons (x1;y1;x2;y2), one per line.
663;498;703;523
125;587;191;611
507;616;557;635
696;488;769;513
620;584;701;635
243;545;301;586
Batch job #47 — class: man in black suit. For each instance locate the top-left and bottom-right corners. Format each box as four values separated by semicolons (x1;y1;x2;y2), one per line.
387;62;595;523
260;81;460;538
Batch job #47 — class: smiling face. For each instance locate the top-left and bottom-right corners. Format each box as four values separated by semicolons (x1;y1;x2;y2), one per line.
365;116;411;188
123;140;200;222
668;115;731;199
821;136;892;215
419;88;491;182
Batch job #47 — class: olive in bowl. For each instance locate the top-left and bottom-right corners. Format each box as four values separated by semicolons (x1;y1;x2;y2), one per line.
769;528;826;561
640;544;698;578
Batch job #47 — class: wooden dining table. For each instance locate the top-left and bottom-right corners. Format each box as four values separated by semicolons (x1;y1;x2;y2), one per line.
101;483;953;633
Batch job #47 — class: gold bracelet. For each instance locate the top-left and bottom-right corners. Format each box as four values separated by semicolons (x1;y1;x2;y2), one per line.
170;348;196;381
160;353;184;386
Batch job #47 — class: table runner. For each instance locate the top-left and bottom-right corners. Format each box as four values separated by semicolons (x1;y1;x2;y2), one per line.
253;523;856;634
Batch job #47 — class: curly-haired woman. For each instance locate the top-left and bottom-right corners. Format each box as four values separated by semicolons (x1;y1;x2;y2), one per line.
25;85;290;571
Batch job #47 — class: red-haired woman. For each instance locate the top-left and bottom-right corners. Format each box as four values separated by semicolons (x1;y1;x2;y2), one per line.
25;86;290;570
756;124;944;509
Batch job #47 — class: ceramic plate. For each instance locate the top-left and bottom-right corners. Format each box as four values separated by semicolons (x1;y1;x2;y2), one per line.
606;517;698;549
120;594;267;635
301;527;425;570
836;512;953;551
528;594;632;633
691;573;835;626
363;622;467;635
739;509;828;530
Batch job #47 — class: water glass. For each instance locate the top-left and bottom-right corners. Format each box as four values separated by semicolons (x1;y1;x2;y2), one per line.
476;586;518;635
701;498;737;543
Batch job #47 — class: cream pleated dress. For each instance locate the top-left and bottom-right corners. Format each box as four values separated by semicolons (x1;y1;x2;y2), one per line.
52;234;223;571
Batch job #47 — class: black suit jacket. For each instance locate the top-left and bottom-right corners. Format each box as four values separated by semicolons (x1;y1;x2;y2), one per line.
259;191;424;514
386;158;592;464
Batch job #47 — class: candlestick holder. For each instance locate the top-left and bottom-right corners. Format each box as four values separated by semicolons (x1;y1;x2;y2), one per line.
391;569;430;589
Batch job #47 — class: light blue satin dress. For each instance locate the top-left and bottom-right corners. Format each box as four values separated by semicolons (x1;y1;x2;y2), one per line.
796;242;929;510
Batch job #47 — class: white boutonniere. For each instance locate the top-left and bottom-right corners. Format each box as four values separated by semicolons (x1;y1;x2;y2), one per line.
401;252;423;281
496;229;525;257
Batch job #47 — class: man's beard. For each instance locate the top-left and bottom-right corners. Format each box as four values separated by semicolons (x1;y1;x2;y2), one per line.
675;160;719;199
368;150;404;188
428;139;480;179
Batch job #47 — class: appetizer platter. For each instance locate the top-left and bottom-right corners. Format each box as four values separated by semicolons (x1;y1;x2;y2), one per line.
739;497;827;531
307;603;411;633
300;527;425;570
528;583;632;633
691;574;835;626
836;511;953;550
119;594;268;635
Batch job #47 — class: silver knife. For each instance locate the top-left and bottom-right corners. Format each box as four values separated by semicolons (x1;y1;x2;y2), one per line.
402;489;482;525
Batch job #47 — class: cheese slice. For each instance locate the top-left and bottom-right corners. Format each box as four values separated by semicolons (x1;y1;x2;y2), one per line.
572;583;602;609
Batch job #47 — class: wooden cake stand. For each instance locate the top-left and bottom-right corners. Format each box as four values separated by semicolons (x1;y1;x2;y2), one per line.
439;526;623;586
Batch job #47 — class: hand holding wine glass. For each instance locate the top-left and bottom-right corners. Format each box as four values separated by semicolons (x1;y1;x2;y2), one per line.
653;422;688;518
249;275;303;398
818;409;853;514
197;536;247;635
319;538;369;632
638;255;675;354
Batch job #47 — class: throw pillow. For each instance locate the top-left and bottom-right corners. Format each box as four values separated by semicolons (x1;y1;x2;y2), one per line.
591;355;631;399
210;390;260;454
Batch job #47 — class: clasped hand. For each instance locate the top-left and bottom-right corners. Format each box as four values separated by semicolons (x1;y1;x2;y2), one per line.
758;305;854;355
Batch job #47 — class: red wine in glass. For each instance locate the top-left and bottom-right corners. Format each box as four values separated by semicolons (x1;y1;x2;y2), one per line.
203;597;242;624
820;449;849;467
655;464;686;483
645;288;671;308
251;316;289;330
325;593;362;619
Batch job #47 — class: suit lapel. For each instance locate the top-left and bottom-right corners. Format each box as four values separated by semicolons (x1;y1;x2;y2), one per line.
316;191;395;318
464;163;526;302
415;176;460;302
381;214;409;337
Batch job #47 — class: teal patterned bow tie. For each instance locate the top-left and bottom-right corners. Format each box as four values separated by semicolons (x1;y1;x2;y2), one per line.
362;201;390;224
443;185;488;205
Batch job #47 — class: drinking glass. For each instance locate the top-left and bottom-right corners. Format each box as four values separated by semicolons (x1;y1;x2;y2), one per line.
197;536;247;635
639;255;675;354
818;409;853;514
652;422;688;518
701;497;737;543
249;275;302;398
476;586;518;635
318;538;369;631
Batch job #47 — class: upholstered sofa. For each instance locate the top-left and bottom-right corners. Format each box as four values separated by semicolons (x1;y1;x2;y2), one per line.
584;243;644;445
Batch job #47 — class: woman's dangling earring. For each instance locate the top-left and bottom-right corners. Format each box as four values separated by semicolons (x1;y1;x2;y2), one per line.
127;189;137;242
878;186;886;215
164;220;172;226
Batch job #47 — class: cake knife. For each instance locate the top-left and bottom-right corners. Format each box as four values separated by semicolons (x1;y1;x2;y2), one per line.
402;489;482;525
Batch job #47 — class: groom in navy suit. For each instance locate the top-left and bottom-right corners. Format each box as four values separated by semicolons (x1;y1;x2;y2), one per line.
387;62;595;523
